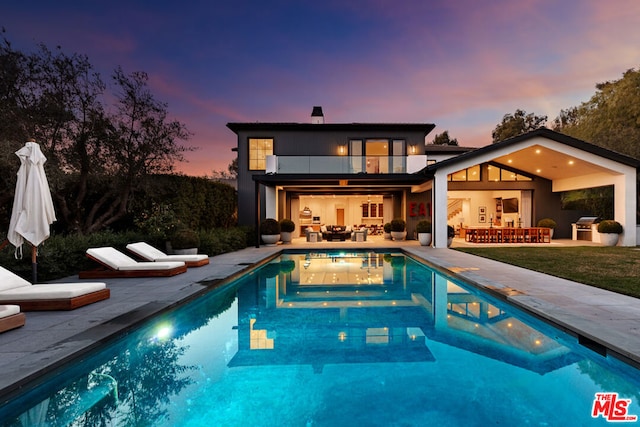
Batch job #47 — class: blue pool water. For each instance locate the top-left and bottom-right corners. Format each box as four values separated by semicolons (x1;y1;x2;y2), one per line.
1;251;639;426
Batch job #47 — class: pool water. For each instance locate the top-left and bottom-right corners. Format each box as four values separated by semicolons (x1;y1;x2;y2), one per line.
1;251;639;426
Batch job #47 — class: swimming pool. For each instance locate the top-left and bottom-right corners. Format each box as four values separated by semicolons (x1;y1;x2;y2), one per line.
1;250;639;426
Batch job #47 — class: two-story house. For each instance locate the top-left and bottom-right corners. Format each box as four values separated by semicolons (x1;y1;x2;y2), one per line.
228;107;638;248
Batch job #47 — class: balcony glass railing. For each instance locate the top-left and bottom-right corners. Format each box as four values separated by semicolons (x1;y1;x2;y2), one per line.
271;156;411;174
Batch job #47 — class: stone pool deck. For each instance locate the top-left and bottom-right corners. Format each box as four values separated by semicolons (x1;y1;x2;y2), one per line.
0;238;639;402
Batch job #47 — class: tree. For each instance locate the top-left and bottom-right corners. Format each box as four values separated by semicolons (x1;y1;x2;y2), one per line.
210;157;238;180
431;130;458;146
552;68;640;160
492;109;547;143
0;32;193;234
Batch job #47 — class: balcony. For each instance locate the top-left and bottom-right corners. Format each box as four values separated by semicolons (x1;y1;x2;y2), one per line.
266;155;427;174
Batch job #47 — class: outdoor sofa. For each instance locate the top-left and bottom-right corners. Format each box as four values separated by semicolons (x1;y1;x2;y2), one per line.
320;225;352;241
0;266;109;311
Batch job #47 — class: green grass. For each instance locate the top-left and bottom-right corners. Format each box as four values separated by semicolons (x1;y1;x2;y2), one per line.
454;246;640;299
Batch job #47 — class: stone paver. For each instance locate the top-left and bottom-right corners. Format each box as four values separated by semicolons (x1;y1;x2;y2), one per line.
1;238;639;402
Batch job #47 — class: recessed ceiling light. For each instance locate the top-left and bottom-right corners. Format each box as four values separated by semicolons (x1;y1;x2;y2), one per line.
508;159;512;163
535;149;541;154
568;160;574;165
536;169;541;173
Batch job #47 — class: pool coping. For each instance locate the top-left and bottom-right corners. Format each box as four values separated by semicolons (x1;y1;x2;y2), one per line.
0;242;639;404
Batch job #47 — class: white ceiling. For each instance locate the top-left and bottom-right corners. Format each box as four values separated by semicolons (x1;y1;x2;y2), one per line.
492;144;619;181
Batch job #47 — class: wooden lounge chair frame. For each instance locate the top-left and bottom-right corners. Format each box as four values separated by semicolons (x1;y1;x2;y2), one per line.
2;290;111;311
0;312;26;333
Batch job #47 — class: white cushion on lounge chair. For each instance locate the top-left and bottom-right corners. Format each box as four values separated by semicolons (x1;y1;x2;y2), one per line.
126;242;208;263
86;247;185;271
0;305;20;318
0;267;32;292
0;266;106;300
0;282;106;301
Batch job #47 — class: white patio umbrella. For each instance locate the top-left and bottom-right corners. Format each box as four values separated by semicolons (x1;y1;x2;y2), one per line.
7;140;57;283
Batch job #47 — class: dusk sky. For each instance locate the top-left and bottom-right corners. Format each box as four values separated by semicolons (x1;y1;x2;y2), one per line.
4;1;640;176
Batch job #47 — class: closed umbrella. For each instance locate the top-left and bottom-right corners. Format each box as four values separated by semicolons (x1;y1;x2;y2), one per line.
7;140;57;283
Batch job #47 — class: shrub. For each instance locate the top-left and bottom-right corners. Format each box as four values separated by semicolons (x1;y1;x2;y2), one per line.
597;220;623;234
537;218;557;229
0;228;251;283
279;218;295;233
260;218;280;235
171;228;200;249
383;222;391;233
390;218;406;232
416;220;432;233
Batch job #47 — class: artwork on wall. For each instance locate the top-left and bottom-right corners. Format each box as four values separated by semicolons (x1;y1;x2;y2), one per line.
479;206;486;215
479;214;486;223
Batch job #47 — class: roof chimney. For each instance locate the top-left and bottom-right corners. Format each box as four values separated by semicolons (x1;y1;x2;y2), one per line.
311;106;324;124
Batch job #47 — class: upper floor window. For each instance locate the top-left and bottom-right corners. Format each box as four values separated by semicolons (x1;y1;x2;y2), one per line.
349;138;406;174
249;138;273;170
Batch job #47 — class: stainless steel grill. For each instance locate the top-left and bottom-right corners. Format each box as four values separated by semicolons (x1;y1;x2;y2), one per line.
574;216;601;241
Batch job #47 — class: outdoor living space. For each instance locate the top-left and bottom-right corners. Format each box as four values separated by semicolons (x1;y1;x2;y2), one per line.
296;194;388;239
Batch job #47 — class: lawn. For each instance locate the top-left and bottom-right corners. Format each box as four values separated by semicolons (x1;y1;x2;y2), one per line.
454;246;640;299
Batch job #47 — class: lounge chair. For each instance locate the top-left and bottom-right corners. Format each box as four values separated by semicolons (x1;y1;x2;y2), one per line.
80;247;187;279
126;242;209;267
0;305;25;333
0;266;109;311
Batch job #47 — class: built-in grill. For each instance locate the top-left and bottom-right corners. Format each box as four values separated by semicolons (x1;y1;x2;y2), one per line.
574;216;601;241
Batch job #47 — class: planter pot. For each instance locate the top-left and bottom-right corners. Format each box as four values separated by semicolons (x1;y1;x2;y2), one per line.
391;231;407;241
418;233;432;246
280;231;293;244
549;229;554;239
383;232;392;240
447;237;453;247
174;248;197;255
599;233;620;247
261;234;280;246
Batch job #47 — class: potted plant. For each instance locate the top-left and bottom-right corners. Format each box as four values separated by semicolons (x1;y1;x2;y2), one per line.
416;219;432;246
537;218;557;239
279;218;296;244
390;218;407;241
383;222;392;240
447;225;455;247
260;218;281;246
171;228;200;255
597;220;623;246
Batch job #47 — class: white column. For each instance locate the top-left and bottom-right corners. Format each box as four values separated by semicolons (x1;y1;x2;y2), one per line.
265;186;277;219
616;174;637;246
433;170;449;248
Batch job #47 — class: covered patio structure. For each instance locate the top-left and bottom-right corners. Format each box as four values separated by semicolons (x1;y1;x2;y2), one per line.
425;129;639;248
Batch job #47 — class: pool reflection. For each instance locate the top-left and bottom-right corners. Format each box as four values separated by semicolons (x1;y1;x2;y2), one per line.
231;252;578;374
